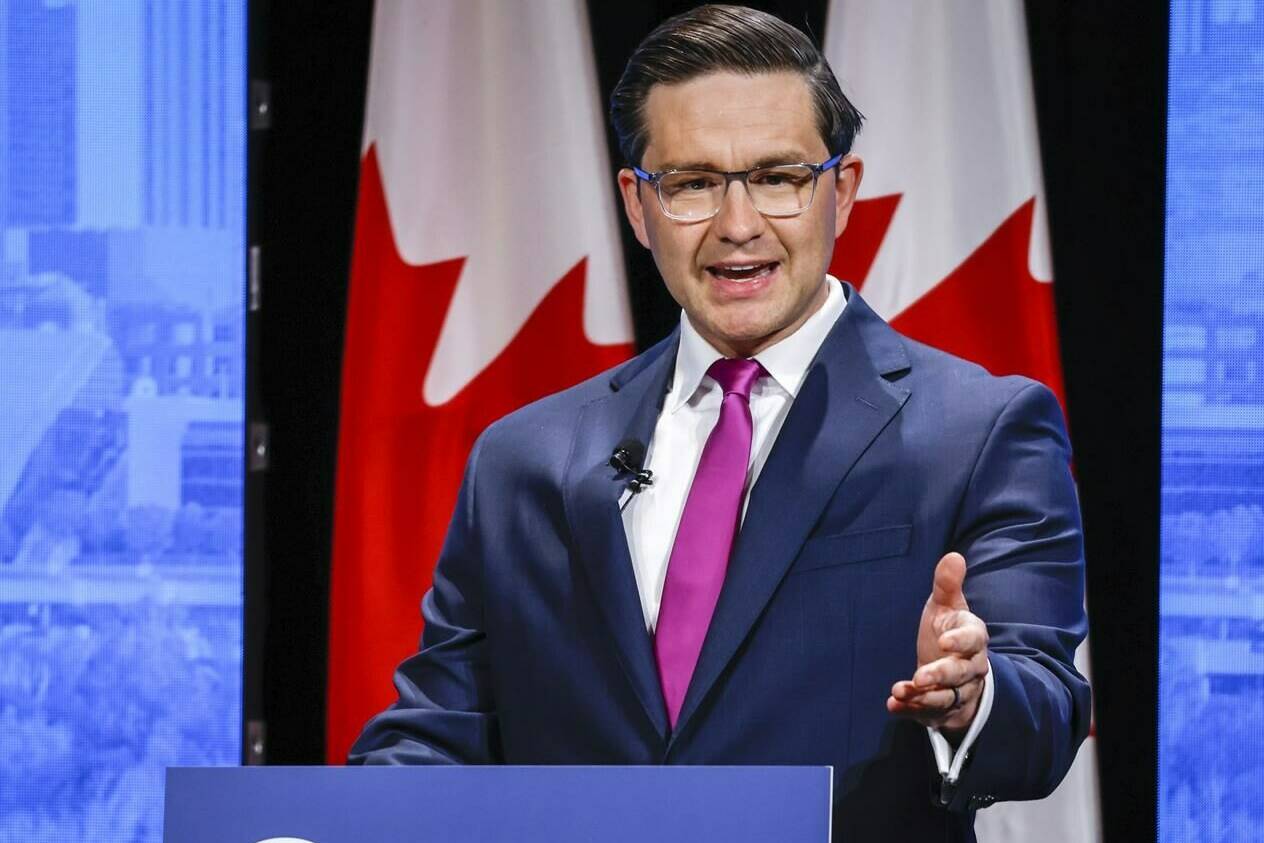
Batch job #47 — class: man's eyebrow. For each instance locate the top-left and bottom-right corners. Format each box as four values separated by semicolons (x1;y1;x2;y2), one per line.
749;151;816;168
652;159;717;172
654;151;817;172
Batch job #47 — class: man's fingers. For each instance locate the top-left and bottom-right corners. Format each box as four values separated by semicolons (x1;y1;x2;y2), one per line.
889;684;957;711
888;675;984;732
930;552;969;611
936;615;988;654
913;652;988;689
891;678;978;704
888;678;980;712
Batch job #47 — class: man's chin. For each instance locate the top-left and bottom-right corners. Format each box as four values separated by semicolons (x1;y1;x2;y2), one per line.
696;317;784;358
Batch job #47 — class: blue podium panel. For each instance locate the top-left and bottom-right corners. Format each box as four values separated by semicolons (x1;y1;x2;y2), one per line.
165;765;831;843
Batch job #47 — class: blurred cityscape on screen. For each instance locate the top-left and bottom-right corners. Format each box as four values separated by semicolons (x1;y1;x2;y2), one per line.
0;1;246;840
1161;1;1264;840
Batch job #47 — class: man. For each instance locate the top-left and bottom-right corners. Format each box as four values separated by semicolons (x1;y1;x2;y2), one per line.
350;6;1090;840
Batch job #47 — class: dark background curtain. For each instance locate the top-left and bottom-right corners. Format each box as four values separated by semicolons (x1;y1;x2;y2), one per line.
248;3;1164;840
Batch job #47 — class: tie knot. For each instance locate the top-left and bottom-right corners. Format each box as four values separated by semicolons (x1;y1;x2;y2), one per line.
707;357;766;399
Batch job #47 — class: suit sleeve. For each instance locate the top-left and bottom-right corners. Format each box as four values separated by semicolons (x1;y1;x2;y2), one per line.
347;433;501;765
940;381;1091;811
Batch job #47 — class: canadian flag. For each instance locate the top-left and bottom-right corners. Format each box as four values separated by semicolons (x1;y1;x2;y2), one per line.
824;2;1101;840
326;0;634;762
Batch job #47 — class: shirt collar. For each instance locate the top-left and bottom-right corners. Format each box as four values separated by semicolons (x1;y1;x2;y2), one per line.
667;275;848;412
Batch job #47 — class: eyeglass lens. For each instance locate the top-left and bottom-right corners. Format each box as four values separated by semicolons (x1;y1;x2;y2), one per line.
657;165;817;219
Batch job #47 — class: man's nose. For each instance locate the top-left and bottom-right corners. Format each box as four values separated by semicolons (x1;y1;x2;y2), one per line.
711;180;765;244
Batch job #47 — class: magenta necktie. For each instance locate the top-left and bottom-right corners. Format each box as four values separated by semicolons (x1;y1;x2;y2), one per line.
654;357;766;729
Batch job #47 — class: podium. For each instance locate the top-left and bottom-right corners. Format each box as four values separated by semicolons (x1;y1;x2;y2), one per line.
164;765;832;842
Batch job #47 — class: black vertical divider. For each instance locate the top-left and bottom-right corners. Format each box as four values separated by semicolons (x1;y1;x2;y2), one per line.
1026;5;1165;841
243;0;267;766
246;0;374;765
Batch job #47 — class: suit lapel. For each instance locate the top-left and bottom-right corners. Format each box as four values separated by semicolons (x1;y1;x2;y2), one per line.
563;333;678;740
672;288;912;740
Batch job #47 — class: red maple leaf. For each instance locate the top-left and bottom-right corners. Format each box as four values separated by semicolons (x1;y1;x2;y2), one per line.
832;194;1067;413
326;147;634;761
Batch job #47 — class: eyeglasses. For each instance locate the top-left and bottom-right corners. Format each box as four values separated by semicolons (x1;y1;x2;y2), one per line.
633;152;843;222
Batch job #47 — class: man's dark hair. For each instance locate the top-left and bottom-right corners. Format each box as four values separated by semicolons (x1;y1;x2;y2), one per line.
609;4;863;168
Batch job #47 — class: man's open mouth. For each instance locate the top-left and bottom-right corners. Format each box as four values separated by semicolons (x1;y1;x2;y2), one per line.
707;261;779;282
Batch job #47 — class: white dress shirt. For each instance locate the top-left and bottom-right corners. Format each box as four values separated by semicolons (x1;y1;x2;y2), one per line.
620;275;992;784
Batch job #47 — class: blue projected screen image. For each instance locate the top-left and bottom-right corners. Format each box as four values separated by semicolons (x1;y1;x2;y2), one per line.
0;2;246;841
1161;1;1264;840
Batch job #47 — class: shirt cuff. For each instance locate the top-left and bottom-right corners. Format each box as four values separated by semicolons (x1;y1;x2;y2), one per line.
927;657;994;784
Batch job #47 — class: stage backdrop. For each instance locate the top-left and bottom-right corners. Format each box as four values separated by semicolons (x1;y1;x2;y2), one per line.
1159;1;1264;840
0;2;246;841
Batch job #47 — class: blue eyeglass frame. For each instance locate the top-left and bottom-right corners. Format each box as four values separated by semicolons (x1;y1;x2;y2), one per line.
632;151;845;220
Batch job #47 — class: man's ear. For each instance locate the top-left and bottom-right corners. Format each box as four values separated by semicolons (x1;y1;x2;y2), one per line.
617;168;652;250
832;153;865;239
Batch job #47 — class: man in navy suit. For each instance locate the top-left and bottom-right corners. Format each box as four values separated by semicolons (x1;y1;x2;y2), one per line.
350;6;1090;840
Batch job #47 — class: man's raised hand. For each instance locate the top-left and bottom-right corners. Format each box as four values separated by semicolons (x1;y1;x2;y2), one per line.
886;552;990;737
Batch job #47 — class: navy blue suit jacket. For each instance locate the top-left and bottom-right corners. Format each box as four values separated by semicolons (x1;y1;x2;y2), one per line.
350;285;1091;841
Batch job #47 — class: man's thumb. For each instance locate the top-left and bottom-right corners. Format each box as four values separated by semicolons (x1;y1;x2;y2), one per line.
931;552;969;610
